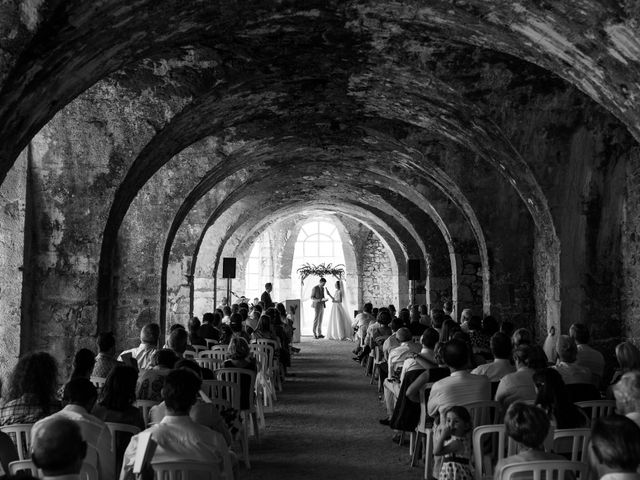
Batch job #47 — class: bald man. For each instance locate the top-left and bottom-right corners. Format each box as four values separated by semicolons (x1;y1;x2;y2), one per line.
31;417;87;479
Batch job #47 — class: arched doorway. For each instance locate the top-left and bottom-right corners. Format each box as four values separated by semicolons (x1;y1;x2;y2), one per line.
291;219;352;335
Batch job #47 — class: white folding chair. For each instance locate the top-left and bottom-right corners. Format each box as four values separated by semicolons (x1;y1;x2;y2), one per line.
8;459;97;480
409;383;434;480
497;460;588;480
254;338;283;391
90;376;106;391
195;357;225;372
466;400;503;427
0;423;33;460
553;428;591;462
575;400;616;423
105;422;140;472
205;338;219;349
472;424;518;480
151;460;222;480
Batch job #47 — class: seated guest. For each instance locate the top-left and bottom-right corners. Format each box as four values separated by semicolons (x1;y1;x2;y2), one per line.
543;325;558;365
459;308;472;332
612;370;640;428
431;308;445;335
229;313;251;343
93;332;119;378
199;312;221;342
148;360;232;446
251;314;281;349
471;332;516;381
552;335;592;385
427;339;491;420
381;328;439;425
68;348;97;381
419;304;430;325
495;402;572;477
118;323;160;370
36;378;114;480
406;341;450;403
245;307;261;334
92;365;145;430
352;302;375;351
534;368;588;430
589;415;640;480
31;417;88;480
467;315;490;357
167;327;189;358
397;308;410;328
0;431;17;473
382;318;403;361
499;320;515;338
121;369;233;480
495;345;547;409
136;349;178;401
387;327;421;379
224;337;257;371
409;306;426;336
570;322;605;387
440;318;462;343
357;310;392;362
609;341;640;388
188;317;207;347
511;327;533;347
0;352;61;425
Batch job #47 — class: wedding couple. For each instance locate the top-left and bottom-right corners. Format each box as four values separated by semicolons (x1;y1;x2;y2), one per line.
311;277;352;341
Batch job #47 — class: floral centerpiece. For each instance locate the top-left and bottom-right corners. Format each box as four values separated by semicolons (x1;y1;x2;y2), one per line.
297;262;345;284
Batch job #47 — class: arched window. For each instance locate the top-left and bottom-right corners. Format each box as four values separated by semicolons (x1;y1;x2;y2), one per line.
291;220;346;335
244;232;269;302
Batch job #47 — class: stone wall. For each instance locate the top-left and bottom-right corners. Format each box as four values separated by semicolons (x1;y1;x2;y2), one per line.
359;231;397;308
0;151;27;379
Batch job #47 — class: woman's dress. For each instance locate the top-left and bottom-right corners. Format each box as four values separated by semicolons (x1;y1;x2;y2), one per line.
326;290;353;341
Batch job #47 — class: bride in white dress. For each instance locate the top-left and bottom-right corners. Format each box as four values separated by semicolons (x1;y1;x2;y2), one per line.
325;281;353;341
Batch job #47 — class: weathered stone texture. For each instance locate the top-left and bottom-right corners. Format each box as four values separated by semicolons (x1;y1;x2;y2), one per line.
0;150;26;379
359;232;396;308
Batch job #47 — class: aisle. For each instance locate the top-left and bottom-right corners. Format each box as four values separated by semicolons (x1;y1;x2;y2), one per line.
240;338;416;480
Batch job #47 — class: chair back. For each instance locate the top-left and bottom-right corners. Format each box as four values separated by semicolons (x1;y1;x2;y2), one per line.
215;368;257;413
465;400;503;427
249;344;274;371
8;460;37;476
8;459;97;480
199;346;229;362
201;380;238;411
191;345;208;354
0;423;33;460
575;400;616;423
205;338;219;349
105;422;141;472
417;382;435;434
195;358;225;372
552;428;591;462
497;460;588;480
151;460;221;480
183;350;196;359
472;424;518;480
254;338;278;351
135;399;159;426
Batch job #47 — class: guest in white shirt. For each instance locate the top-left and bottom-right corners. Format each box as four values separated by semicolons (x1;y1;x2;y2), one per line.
570;322;605;387
495;345;547;408
387;328;421;378
427;339;491;420
553;335;592;384
588;415;640;480
120;369;233;480
117;323;160;370
31;417;88;480
471;332;515;381
35;378;114;480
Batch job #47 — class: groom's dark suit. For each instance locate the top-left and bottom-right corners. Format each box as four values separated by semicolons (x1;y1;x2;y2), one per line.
311;283;326;338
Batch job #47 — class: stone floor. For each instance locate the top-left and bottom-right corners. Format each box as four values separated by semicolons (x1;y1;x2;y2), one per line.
239;337;418;480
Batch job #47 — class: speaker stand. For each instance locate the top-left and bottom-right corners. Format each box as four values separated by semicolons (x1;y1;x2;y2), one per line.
410;279;416;306
226;277;232;306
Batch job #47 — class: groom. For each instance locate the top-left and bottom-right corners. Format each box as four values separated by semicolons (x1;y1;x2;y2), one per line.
311;277;327;339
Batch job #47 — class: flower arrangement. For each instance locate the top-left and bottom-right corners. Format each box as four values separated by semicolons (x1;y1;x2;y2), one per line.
297;262;345;284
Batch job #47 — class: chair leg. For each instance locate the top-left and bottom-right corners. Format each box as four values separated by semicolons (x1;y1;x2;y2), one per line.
410;432;423;467
423;429;434;480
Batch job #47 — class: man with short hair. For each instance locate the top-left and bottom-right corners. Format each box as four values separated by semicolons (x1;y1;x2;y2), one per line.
35;378;114;480
120;369;233;480
310;277;327;339
93;332;119;378
31;417;87;479
387;327;421;379
382;318;403;361
553;335;592;384
471;332;516;381
570;322;605;387
117;323;160;370
136;349;178;401
167;327;189;358
261;283;275;310
427;339;491;419
352;302;375;351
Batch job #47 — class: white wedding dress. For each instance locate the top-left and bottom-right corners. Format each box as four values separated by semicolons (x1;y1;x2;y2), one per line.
326;289;353;341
